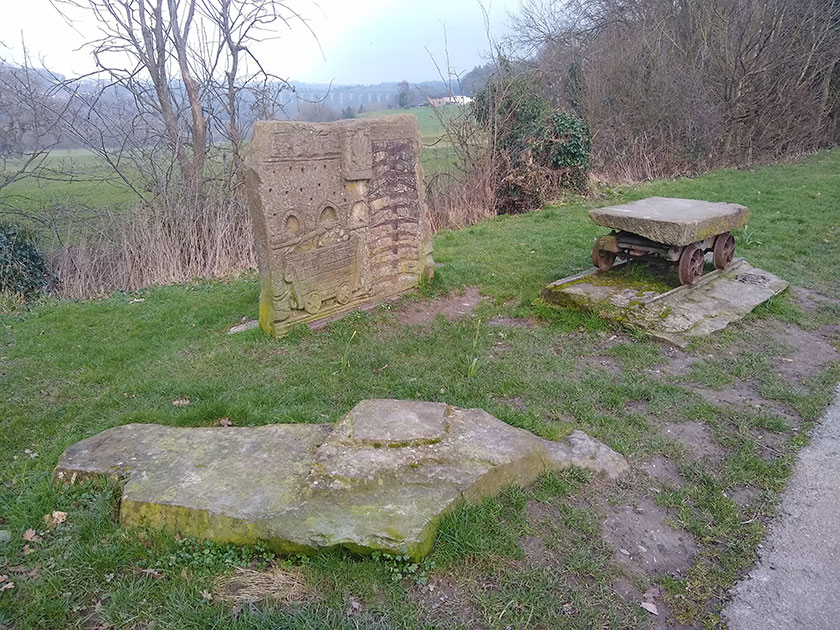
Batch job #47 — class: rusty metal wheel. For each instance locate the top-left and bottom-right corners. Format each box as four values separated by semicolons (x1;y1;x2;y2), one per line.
678;243;705;285
592;243;616;272
713;232;735;270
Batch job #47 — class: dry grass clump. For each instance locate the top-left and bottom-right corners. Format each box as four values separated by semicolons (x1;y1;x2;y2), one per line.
213;566;318;606
49;196;255;299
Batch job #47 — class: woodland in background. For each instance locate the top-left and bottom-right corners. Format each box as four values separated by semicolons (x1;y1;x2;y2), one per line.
510;0;840;179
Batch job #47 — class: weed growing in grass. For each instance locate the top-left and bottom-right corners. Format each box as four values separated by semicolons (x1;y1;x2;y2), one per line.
466;318;482;379
340;330;357;370
370;546;436;586
164;538;277;572
734;224;763;247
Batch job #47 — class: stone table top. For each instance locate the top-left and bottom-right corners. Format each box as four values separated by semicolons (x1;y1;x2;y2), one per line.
588;197;749;246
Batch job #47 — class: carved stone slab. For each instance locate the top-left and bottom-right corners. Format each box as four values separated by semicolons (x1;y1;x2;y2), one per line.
245;116;435;337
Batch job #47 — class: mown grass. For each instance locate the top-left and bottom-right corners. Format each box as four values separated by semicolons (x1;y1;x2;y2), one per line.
0;148;839;628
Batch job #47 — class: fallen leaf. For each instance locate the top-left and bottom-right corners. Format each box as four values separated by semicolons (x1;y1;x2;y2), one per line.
640;602;659;615
232;602;243;618
27;564;40;578
23;449;38;459
0;575;8;582
43;511;67;528
139;568;164;579
172;397;191;407
0;582;13;591
201;590;212;602
218;417;233;427
22;544;34;556
22;529;41;543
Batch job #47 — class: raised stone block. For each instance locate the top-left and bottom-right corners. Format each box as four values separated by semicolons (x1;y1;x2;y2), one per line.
54;400;629;559
589;197;749;246
245;116;435;338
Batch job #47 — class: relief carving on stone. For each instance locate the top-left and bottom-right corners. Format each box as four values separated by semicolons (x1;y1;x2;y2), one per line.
245;116;434;337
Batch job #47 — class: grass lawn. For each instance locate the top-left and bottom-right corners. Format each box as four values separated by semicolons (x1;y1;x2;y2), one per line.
1;149;839;628
0;149;141;212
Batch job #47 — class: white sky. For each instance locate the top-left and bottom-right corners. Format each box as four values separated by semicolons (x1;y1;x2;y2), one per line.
0;0;519;84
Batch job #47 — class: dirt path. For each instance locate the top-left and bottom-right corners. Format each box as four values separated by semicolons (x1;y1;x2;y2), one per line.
724;385;840;630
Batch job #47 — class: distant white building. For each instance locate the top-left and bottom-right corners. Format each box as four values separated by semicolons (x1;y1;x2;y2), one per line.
427;95;474;107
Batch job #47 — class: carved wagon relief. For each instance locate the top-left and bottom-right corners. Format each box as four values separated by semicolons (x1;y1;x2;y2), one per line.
245;116;435;338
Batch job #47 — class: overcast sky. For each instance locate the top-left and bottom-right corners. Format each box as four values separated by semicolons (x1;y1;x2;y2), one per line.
0;0;520;84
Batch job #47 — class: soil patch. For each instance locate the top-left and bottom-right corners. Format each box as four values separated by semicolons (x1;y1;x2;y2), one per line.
791;286;840;312
612;578;697;630
660;421;725;464
653;348;697;378
644;455;683;487
520;534;551;567
690;382;800;428
602;497;698;577
396;287;483;325
625;399;650;414
729;485;760;509
771;323;840;382
491;341;514;354
486;316;538;328
581;355;622;373
411;573;490;629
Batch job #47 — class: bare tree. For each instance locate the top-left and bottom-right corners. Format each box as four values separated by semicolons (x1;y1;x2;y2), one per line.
508;0;840;179
50;0;311;196
0;51;68;195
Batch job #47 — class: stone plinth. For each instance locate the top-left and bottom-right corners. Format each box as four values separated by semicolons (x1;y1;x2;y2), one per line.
589;197;749;246
541;260;788;347
54;400;629;559
245;116;435;338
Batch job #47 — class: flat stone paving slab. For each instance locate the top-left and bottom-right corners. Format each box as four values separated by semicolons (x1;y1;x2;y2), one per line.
55;400;629;559
541;260;788;347
589;197;749;246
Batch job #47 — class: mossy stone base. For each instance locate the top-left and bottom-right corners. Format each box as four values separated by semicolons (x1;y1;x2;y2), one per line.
541;260;788;347
54;400;629;559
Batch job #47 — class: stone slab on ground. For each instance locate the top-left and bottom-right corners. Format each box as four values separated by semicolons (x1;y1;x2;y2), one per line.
724;386;840;630
588;197;749;246
54;400;629;559
541;259;788;347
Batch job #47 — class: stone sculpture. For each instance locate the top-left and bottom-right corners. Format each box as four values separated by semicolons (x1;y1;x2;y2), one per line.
244;116;435;337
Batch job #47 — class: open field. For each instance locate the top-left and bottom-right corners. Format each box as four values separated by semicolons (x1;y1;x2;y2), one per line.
1;149;839;628
0;150;141;212
0;106;461;223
